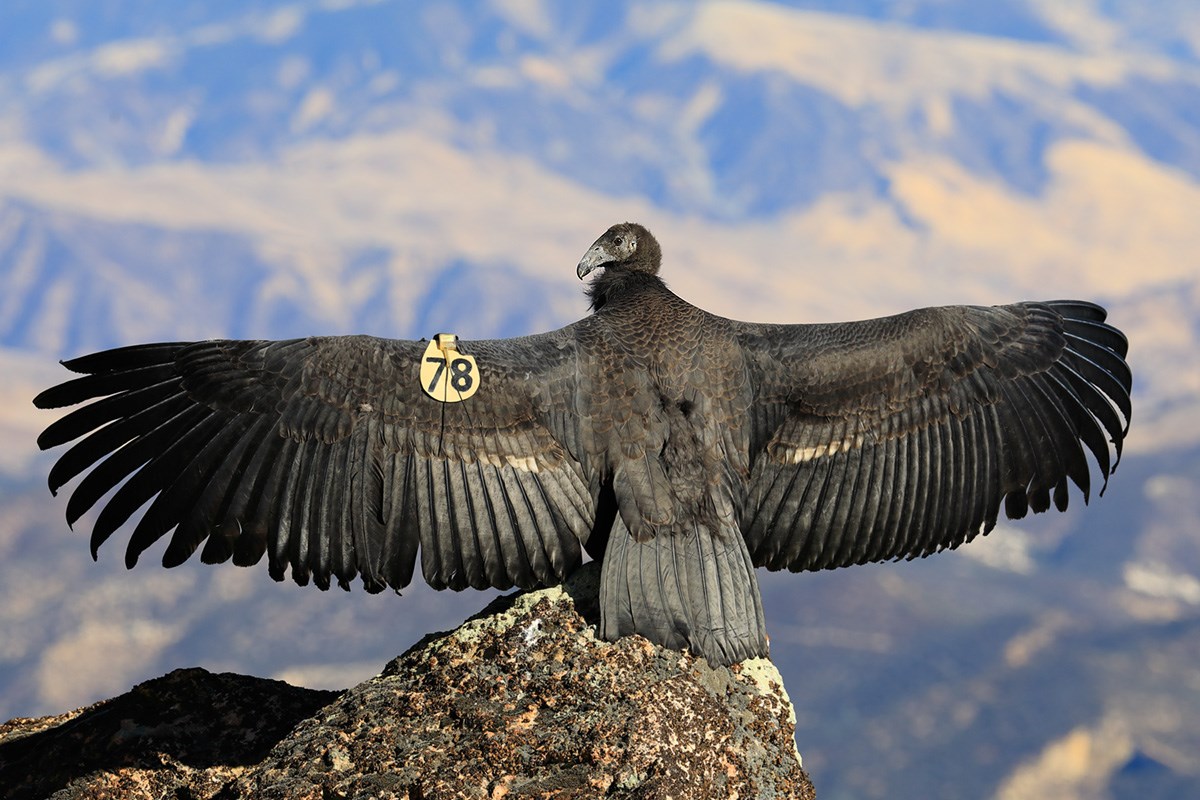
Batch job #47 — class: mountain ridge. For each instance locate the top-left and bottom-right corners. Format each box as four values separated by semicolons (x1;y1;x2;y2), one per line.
2;3;1198;797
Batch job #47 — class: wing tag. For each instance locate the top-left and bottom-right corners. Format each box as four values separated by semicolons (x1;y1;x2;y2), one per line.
420;333;479;403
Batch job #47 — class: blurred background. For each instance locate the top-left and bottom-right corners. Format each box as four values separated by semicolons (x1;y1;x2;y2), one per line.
2;2;1198;798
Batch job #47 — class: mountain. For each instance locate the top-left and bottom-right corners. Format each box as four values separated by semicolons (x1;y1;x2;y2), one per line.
2;2;1199;798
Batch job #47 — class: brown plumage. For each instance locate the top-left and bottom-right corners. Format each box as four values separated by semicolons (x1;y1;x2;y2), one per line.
34;222;1132;666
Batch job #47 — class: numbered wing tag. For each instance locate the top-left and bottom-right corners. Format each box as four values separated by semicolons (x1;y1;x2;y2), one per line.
420;333;480;403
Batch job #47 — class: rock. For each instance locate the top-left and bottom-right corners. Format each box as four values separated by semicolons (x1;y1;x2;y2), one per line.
0;563;814;799
0;668;337;800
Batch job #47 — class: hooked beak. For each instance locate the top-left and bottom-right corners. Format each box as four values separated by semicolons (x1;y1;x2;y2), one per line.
576;244;611;280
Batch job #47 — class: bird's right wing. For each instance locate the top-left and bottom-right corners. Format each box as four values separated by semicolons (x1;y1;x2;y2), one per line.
732;301;1131;572
34;330;596;594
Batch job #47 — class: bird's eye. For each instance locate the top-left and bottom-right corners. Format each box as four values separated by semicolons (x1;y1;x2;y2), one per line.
613;237;623;245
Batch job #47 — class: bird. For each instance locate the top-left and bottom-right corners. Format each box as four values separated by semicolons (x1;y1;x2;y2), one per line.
34;222;1132;667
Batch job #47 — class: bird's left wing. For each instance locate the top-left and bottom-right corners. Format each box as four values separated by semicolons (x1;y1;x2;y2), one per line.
732;300;1131;572
34;331;595;594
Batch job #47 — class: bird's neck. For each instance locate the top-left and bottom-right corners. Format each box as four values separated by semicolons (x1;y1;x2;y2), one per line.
586;268;665;312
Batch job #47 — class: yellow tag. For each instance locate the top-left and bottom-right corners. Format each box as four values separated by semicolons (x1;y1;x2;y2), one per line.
420;333;479;403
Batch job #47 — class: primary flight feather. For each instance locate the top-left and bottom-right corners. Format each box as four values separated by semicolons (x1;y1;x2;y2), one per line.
34;222;1132;666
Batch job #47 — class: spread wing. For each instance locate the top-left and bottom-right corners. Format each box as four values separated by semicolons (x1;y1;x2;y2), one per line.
734;300;1131;571
34;331;595;593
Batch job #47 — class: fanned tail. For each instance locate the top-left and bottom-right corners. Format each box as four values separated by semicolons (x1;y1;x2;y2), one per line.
599;516;767;667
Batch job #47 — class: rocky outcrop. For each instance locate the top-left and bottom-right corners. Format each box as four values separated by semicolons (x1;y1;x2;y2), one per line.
0;563;813;799
0;668;336;799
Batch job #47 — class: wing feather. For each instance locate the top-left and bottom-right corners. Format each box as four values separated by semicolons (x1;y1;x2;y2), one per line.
904;415;934;557
736;300;1131;572
227;415;287;568
921;414;947;554
826;427;868;565
34;363;180;409
83;403;207;548
940;415;966;551
481;462;519;587
1000;378;1056;513
36;331;596;595
853;435;889;564
1063;336;1132;426
194;414;271;566
118;412;238;565
879;427;911;561
378;453;418;589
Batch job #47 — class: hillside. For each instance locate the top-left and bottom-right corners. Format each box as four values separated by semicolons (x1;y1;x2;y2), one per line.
2;2;1199;797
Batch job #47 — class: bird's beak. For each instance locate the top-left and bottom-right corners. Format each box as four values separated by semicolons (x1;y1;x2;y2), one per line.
576;244;610;280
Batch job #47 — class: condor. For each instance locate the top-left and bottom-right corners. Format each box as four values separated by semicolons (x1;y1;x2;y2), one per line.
35;223;1132;666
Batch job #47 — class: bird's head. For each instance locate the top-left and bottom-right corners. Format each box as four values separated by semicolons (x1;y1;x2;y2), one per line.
576;222;661;280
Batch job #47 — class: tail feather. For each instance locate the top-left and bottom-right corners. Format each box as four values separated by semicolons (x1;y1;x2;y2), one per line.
611;454;677;540
599;517;767;666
